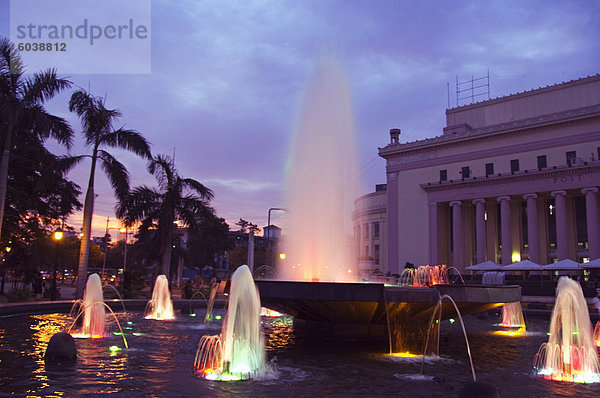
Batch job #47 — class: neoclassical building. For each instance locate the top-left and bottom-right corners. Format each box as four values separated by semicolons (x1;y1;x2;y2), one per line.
352;184;388;274
379;74;600;273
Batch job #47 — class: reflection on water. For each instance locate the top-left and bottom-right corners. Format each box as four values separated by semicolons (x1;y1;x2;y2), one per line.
1;311;600;396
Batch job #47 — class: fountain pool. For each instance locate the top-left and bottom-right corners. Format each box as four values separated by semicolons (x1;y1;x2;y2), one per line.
2;310;600;396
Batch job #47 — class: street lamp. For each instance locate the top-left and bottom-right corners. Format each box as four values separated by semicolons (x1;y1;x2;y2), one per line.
265;208;286;274
51;228;63;301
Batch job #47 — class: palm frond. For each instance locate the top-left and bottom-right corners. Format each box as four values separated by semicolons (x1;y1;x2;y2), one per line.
23;69;71;104
181;178;214;200
22;105;74;148
98;150;129;200
0;37;23;80
147;154;175;191
117;185;161;222
53;155;88;175
101;128;151;158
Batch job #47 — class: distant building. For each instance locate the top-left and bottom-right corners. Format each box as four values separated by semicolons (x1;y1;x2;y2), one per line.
263;225;282;240
353;184;387;274
379;74;600;273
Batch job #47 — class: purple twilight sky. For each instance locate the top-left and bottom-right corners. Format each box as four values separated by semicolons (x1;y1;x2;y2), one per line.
1;0;599;237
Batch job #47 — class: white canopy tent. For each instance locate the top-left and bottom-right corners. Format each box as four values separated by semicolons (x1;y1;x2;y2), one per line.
465;260;503;271
502;259;543;271
542;259;581;271
581;258;600;269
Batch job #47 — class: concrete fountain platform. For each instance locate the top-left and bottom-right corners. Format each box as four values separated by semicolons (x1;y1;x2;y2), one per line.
255;280;521;344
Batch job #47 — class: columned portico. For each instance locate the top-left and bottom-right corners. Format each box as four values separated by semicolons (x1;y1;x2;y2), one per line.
497;196;512;265
449;201;463;268
582;187;600;260
523;194;540;263
428;202;439;265
551;190;569;260
387;172;399;273
472;199;486;264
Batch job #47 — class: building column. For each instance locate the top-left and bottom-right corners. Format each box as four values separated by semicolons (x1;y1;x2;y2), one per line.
497;196;512;265
582;187;600;260
551;190;569;260
428;202;439;265
472;199;486;264
523;193;540;264
387;172;399;274
449;201;463;268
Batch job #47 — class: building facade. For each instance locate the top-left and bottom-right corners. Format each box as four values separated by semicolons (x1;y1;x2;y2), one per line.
379;74;600;273
352;184;388;274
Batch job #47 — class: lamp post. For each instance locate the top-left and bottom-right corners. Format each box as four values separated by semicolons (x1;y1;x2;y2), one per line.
265;208;286;274
1;243;11;294
51;228;63;301
120;227;128;273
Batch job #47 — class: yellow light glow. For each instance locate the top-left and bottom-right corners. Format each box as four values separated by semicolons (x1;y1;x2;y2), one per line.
492;328;526;337
511;252;521;262
279;253;286;260
53;230;63;240
389;352;421;358
120;228;126;233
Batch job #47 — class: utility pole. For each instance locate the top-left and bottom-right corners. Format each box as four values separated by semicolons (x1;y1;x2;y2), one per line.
101;217;109;279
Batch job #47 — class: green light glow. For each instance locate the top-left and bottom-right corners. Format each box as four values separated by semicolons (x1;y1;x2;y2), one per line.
109;345;121;352
132;333;145;336
127;321;133;325
112;332;125;336
449;318;455;323
190;313;197;317
215;315;222;320
124;327;133;330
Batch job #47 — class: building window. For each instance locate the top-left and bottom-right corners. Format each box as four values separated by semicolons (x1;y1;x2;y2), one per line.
461;166;470;179
374;245;380;265
440;169;447;182
566;151;577;166
363;224;368;238
510;159;520;172
485;163;494;176
537;155;547;169
373;222;380;238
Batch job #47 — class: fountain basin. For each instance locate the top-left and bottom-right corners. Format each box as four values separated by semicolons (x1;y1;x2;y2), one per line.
255;280;521;344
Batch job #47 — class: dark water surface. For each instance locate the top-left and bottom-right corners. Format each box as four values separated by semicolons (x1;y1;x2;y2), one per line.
1;310;599;397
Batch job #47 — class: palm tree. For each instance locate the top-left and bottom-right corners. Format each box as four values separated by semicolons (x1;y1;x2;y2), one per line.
0;37;73;241
59;89;151;298
117;154;214;278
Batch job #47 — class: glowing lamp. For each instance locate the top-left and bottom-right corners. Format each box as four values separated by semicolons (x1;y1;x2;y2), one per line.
279;253;286;260
53;228;63;241
511;252;521;262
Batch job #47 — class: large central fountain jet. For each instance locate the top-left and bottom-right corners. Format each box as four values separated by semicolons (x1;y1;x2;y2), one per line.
280;52;361;282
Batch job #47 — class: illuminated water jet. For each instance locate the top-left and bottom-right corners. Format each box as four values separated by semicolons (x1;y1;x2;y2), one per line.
70;273;106;337
280;52;361;282
499;302;526;331
67;274;129;348
533;277;600;383
145;275;174;320
194;265;266;380
400;265;453;287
